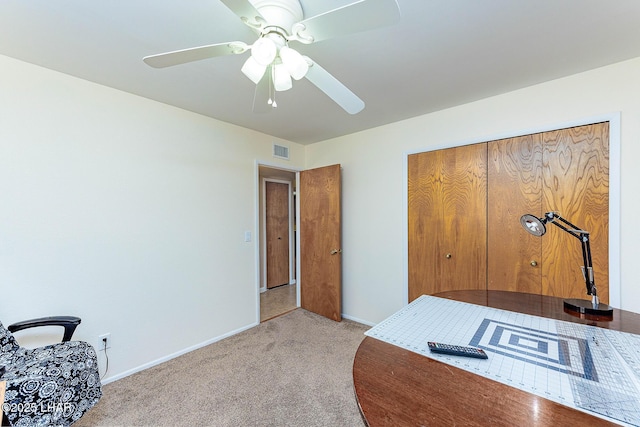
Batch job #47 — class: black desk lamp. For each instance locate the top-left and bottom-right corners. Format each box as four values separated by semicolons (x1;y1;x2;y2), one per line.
520;212;613;317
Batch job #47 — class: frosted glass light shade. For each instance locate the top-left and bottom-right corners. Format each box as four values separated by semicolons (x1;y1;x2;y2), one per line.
273;63;292;91
280;46;309;80
241;56;267;84
251;37;277;66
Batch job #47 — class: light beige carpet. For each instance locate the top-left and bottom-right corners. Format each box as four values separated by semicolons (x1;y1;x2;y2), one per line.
75;309;369;427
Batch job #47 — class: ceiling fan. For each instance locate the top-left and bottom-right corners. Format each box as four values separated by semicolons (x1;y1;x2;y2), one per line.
143;0;400;114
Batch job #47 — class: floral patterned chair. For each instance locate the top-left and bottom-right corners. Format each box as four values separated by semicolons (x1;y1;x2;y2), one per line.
0;317;102;426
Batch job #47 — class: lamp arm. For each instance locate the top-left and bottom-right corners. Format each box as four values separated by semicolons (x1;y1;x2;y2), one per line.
581;234;596;296
545;212;596;297
544;212;583;240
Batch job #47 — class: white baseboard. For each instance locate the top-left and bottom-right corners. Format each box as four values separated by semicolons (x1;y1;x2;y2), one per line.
342;313;375;327
99;321;259;385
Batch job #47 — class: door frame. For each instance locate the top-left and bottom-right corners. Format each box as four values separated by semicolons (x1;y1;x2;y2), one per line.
261;177;295;291
255;161;302;323
402;112;622;308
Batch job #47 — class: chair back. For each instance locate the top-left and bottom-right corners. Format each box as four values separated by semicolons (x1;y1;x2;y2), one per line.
1;322;20;373
1;322;20;350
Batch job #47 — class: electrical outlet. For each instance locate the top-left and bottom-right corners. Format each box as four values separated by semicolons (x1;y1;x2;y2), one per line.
98;333;111;351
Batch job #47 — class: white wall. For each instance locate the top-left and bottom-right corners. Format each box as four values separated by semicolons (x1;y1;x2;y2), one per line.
307;57;640;323
0;54;304;382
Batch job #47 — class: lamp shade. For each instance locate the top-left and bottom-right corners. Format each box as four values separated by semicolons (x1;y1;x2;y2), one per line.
279;46;309;80
273;63;292;91
251;37;277;66
241;56;267;84
520;214;547;237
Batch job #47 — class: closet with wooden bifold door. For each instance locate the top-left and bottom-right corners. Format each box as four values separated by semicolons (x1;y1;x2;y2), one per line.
408;122;609;303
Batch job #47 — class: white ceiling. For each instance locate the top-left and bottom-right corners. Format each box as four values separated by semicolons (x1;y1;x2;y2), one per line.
2;1;640;145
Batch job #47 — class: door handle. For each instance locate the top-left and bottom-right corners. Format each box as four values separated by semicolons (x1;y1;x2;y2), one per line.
330;249;342;255
530;260;538;267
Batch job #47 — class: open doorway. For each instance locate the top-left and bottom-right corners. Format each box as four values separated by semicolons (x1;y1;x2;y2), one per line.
258;165;298;322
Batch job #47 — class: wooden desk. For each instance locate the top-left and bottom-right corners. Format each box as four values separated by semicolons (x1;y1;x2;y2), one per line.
353;290;640;426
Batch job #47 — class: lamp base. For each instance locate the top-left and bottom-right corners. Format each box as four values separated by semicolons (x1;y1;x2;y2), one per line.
563;298;613;318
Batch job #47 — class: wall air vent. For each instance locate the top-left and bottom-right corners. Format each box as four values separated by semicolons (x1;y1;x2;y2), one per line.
273;143;290;160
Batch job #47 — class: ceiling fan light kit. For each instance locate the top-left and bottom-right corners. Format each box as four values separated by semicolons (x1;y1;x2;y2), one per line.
241;28;306;91
143;0;401;113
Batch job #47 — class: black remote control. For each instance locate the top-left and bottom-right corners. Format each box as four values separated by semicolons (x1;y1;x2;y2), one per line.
428;342;488;359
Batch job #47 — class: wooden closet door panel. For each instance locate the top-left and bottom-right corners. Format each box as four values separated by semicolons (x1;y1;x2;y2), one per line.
542;122;609;302
408;150;441;301
408;144;487;301
487;134;543;293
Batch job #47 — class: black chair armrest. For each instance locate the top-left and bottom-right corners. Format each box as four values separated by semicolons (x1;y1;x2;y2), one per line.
7;316;81;342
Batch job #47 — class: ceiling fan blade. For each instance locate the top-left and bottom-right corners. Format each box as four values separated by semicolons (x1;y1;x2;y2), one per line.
294;0;400;44
304;59;364;115
219;0;265;30
253;67;274;113
143;42;248;68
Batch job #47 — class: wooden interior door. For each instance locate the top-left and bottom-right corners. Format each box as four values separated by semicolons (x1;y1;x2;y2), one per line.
487;133;543;293
408;144;487;301
542;122;609;302
265;180;290;289
299;164;342;321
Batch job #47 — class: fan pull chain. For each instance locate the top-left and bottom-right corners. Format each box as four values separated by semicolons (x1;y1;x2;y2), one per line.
268;64;277;108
